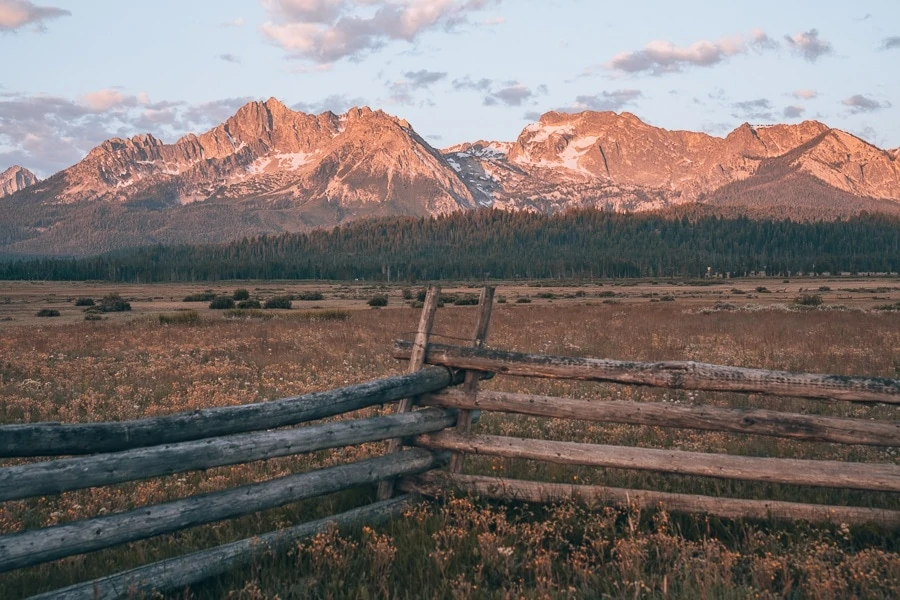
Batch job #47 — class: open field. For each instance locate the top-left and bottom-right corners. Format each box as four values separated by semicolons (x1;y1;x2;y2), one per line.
1;279;899;598
2;276;899;329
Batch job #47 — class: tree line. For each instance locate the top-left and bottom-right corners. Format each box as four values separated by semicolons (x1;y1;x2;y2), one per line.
1;208;897;282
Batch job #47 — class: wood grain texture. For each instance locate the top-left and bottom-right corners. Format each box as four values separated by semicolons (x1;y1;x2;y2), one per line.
379;285;442;500
421;389;900;446
0;409;457;502
26;496;415;600
414;431;900;492
1;366;458;458
0;450;441;573
394;341;900;404
449;286;494;473
401;473;900;526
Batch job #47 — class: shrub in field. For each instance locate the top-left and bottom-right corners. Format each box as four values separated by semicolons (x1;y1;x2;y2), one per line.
497;295;507;303
818;286;831;292
263;296;292;309
535;292;555;299
74;297;95;306
453;295;479;305
794;294;823;307
874;301;900;311
232;289;250;301
515;297;531;304
401;288;413;300
236;299;261;309
367;295;388;307
183;291;216;302
209;297;235;310
84;313;101;321
416;289;428;302
295;291;325;301
159;311;199;325
36;308;60;317
98;293;131;312
755;286;771;293
597;291;616;298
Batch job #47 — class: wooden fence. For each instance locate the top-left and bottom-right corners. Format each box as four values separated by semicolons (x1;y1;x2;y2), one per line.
1;285;898;598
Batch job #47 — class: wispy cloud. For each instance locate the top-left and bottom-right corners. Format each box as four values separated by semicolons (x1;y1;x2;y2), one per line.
80;89;138;112
223;16;246;27
219;53;241;63
784;29;833;62
292;94;368;114
0;0;69;32
842;94;891;114
485;83;532;106
558;89;642;113
387;69;447;105
732;98;774;121
606;30;776;75
453;76;542;107
783;105;805;119
260;0;503;63
452;76;494;93
792;89;818;100
881;36;900;50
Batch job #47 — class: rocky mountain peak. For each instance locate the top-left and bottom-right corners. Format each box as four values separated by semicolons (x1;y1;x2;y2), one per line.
37;98;475;218
4;104;898;257
0;165;38;198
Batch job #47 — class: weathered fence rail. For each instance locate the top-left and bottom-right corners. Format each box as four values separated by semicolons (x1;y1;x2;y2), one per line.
400;473;900;527
0;408;456;502
2;284;898;599
391;290;900;530
28;496;415;600
414;431;900;492
0;365;458;457
0;449;443;573
420;388;900;446
393;340;900;403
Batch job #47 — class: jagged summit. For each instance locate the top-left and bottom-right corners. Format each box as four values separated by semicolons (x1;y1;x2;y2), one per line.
44;100;472;213
2;103;898;256
0;165;38;198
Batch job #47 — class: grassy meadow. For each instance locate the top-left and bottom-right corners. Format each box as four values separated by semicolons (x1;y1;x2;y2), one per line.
0;278;899;598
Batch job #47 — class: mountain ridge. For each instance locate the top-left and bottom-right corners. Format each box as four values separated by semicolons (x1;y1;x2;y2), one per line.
2;99;899;256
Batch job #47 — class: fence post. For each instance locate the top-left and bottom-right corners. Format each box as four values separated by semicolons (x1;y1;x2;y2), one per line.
378;285;441;500
449;286;494;473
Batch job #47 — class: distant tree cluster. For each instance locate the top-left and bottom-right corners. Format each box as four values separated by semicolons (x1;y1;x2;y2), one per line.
0;209;897;282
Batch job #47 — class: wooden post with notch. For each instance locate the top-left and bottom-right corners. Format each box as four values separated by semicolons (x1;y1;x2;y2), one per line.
377;285;441;500
449;286;494;473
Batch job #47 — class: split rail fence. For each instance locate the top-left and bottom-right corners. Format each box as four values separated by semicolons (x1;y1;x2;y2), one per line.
1;285;898;598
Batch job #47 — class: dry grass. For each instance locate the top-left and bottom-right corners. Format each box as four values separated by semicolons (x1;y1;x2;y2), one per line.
1;280;899;598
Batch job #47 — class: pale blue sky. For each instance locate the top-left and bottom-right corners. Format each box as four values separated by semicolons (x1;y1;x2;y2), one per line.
1;0;898;177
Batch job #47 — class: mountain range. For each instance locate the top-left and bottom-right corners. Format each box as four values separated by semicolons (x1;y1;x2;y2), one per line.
2;97;899;256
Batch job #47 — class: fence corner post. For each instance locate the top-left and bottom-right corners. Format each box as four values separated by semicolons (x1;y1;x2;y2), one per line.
449;286;495;473
378;284;441;500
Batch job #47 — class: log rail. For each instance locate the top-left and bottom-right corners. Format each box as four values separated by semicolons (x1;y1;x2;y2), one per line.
0;363;464;598
393;340;900;404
